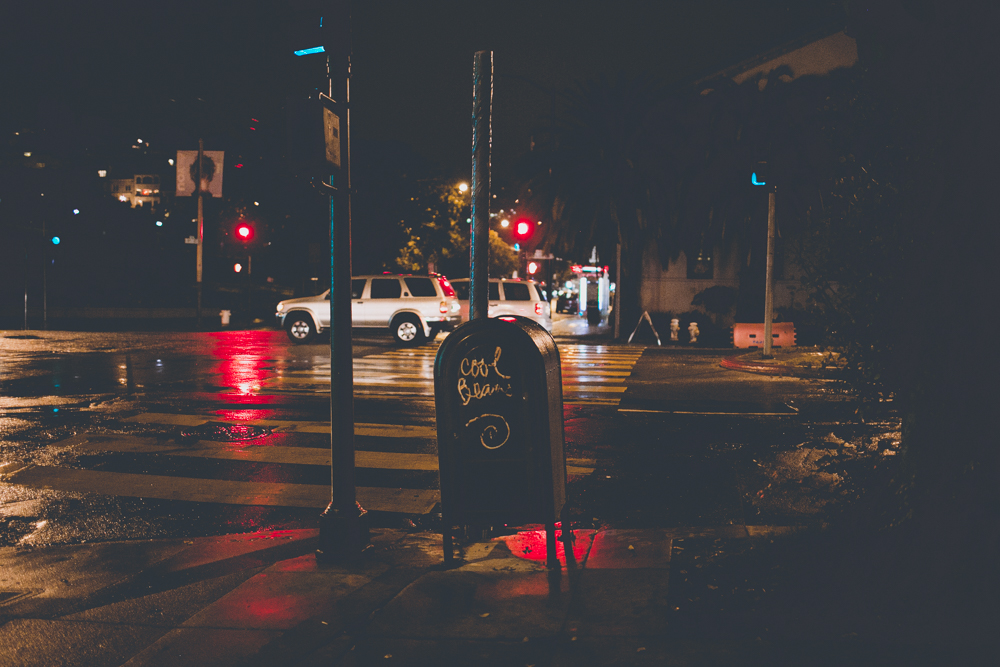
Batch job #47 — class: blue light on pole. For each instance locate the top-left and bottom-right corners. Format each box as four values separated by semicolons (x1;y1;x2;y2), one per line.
51;236;61;245
752;160;768;186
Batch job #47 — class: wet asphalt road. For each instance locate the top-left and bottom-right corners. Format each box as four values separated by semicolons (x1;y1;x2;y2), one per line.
1;328;899;552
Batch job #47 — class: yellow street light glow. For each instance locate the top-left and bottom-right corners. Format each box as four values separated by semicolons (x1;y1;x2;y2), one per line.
458;182;469;193
500;219;509;227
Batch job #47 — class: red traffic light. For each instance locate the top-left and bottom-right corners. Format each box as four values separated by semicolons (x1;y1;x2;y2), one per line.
527;261;538;275
513;218;534;240
235;222;254;242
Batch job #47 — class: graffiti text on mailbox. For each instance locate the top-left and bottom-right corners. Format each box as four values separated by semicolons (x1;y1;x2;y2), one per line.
457;346;513;406
465;414;511;449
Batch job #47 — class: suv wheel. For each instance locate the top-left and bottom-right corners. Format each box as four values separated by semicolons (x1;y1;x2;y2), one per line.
285;312;316;344
391;314;425;345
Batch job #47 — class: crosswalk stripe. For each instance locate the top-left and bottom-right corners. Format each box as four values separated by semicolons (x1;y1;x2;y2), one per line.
4;465;438;513
50;433;597;475
263;343;645;406
123;414;439;438
562;385;628;393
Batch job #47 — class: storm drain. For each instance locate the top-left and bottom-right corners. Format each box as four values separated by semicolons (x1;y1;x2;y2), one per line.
179;422;272;441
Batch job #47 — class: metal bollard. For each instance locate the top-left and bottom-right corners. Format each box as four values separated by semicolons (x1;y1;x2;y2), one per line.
220;310;231;326
688;321;699;343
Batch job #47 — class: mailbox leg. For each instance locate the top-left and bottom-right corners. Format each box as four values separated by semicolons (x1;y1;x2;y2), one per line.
443;527;454;567
560;516;577;570
546;522;558;569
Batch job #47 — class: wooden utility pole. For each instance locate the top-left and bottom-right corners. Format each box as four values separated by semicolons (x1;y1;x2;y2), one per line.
763;188;776;358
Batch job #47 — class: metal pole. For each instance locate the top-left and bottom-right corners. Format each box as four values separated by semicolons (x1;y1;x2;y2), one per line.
763;188;776;358
247;253;252;318
42;220;47;330
196;138;204;328
318;1;362;562
470;50;492;320
24;250;28;330
614;243;622;339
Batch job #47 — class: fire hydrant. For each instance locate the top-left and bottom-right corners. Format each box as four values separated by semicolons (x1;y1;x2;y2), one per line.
688;321;699;343
220;310;231;326
670;318;680;342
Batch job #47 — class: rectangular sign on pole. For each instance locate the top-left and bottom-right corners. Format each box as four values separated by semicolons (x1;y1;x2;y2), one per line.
175;150;224;197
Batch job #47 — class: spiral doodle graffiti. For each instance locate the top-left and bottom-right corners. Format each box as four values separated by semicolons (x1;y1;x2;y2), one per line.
465;413;511;450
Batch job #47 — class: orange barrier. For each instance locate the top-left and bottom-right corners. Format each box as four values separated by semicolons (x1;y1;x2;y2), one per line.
732;322;796;348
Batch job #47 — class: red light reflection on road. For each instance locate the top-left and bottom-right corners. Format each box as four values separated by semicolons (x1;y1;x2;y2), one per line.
215;409;275;422
209;331;280;404
498;527;592;566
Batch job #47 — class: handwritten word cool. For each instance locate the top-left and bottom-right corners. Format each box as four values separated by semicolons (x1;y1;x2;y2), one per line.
457;346;513;406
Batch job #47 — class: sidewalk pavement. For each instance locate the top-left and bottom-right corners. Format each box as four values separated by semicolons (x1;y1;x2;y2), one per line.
0;524;828;666
720;346;846;379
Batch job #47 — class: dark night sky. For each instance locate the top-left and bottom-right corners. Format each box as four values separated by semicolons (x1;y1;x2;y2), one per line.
2;1;844;178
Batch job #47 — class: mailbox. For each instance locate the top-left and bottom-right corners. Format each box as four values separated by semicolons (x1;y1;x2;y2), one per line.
434;316;566;566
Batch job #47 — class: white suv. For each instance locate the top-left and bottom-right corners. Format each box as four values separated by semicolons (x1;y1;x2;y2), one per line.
449;278;553;332
276;274;461;344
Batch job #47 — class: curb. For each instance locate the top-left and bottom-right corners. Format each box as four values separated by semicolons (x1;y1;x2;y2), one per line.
720;353;845;379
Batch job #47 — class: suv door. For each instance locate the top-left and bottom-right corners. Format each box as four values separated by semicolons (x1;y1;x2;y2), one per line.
350;278;368;326
366;277;403;326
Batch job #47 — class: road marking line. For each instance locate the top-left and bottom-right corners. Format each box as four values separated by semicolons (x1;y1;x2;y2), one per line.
122;414;439;438
4;466;439;513
55;434;597;476
617;408;796;416
562;385;628;393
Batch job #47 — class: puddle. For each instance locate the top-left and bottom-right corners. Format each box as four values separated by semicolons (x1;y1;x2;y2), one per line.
178;422;272;441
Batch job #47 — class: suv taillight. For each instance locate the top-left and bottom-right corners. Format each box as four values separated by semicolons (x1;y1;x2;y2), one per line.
440;301;449;314
535;302;544;315
437;277;457;298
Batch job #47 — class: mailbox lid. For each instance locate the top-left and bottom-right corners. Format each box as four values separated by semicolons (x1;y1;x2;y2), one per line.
434;317;565;523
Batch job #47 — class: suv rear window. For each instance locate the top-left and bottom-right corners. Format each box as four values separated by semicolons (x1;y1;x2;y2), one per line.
452;282;501;300
370;278;402;299
404;277;437;297
502;282;531;301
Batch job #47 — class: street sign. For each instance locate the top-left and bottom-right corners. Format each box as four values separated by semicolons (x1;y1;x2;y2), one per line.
176;150;224;198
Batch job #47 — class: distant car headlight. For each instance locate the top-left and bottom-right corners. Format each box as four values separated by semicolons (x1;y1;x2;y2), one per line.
276;303;284;312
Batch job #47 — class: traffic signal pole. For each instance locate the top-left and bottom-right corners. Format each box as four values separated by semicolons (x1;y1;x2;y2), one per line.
317;3;364;562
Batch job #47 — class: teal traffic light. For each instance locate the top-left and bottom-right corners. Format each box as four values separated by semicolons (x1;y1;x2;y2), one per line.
752;161;769;186
51;236;61;245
